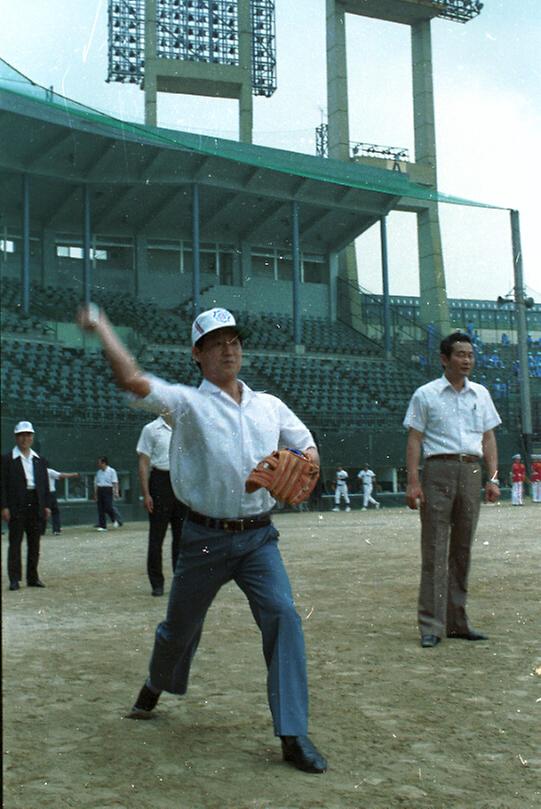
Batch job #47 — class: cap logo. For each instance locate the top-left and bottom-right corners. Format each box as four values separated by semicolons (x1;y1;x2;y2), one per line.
212;309;231;323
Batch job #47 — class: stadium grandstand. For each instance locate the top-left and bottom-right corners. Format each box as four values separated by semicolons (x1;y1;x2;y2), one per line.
1;55;540;523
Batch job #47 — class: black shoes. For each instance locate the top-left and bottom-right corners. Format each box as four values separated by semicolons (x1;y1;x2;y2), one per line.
151;586;164;597
9;581;20;591
420;634;440;648
28;579;46;588
447;629;488;641
281;735;327;773
126;683;161;719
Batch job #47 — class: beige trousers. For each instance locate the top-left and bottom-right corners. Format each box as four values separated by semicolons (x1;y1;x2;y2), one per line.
419;458;482;637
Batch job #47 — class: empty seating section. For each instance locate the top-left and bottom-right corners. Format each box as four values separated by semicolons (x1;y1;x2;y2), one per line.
2;279;538;429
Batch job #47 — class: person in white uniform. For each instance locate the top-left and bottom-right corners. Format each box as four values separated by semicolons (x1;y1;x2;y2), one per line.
77;304;327;774
46;467;80;535
94;457;123;531
137;416;187;596
332;466;351;512
357;464;380;511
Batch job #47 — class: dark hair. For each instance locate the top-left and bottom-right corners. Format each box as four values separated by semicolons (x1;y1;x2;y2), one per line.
439;331;472;358
99;456;108;464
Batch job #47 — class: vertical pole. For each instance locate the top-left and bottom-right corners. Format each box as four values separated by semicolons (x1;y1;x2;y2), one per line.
192;183;201;318
380;216;392;360
83;184;91;305
22;173;30;315
510;209;532;453
292;200;301;347
144;0;158;126
238;0;253;143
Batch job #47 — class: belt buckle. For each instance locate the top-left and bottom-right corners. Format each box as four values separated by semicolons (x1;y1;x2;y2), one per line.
458;453;466;462
238;519;244;531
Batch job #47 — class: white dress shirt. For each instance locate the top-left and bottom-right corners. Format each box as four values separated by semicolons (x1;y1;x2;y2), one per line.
403;375;501;458
136;416;172;471
133;376;314;518
95;466;119;487
12;446;38;489
48;468;62;492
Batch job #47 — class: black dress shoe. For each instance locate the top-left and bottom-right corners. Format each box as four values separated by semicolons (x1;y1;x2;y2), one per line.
420;634;441;648
151;586;164;597
280;736;327;773
447;629;488;641
126;683;161;719
9;581;20;591
27;579;46;588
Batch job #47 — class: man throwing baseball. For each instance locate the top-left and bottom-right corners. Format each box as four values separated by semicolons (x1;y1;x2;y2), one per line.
77;305;326;774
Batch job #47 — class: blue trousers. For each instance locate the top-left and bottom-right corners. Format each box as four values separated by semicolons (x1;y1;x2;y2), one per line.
148;519;309;736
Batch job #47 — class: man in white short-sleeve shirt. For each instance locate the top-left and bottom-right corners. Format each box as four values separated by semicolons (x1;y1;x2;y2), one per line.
94;457;123;531
403;332;501;649
357;464;380;510
136;416;186;596
77;304;326;774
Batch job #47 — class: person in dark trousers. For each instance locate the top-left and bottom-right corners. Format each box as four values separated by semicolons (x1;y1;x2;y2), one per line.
137;416;187;596
1;421;51;590
404;332;501;648
94;457;123;531
45;468;80;534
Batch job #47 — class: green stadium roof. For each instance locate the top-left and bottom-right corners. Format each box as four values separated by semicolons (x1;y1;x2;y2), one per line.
0;60;503;253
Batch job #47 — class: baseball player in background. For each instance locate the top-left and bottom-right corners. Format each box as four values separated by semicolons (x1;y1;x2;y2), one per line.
332;466;351;512
510;454;526;506
531;455;541;502
77;304;327;774
137;416;187;597
357;463;380;511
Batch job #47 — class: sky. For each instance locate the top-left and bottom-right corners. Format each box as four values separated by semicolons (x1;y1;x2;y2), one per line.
2;0;540;300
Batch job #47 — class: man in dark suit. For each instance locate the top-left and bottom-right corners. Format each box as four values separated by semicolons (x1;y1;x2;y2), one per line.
1;421;51;591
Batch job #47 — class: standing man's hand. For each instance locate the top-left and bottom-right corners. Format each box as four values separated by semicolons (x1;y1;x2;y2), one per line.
406;483;425;510
2;508;10;523
44;508;51;520
484;481;500;503
144;494;154;514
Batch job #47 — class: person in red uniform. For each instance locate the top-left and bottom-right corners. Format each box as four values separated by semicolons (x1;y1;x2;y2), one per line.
530;456;541;503
510;454;526;506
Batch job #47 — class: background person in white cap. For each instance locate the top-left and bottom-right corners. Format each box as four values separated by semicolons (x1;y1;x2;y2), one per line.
1;421;51;590
77;304;327;774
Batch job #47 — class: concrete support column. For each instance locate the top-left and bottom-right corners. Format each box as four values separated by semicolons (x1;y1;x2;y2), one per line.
380;216;392;360
328;251;338;322
292;201;302;347
240;241;251;286
510;209;532;451
40;228;56;287
144;0;158;126
411;20;450;337
82;184;91;305
238;0;253;144
192;183;201;318
134;233;148;300
21;173;30;314
326;0;350;161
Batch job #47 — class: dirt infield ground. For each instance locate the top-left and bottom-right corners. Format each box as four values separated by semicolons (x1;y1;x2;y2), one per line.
3;503;540;809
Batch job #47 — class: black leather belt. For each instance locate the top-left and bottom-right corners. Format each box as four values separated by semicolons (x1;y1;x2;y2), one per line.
186;509;271;532
427;454;480;463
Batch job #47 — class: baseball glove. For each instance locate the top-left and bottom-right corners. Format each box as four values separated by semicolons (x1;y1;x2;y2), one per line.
245;449;320;506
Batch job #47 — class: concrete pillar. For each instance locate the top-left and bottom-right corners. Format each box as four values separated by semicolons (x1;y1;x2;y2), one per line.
292;201;301;347
326;0;350;161
144;0;158;126
240;241;251;286
134;233;148;300
192;184;201;317
82;184;91;305
411;20;450;337
238;0;253;144
21;173;30;314
40;228;56;287
328;251;338;322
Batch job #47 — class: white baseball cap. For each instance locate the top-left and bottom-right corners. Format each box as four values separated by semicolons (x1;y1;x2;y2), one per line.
14;420;35;434
191;307;247;347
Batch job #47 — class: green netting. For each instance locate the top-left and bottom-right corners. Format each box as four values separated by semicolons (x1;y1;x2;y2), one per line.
0;58;507;211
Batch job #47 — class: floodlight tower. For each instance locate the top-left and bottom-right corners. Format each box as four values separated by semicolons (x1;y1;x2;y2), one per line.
107;0;277;143
325;0;483;337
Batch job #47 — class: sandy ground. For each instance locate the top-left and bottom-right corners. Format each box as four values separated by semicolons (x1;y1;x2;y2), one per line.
2;503;540;809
